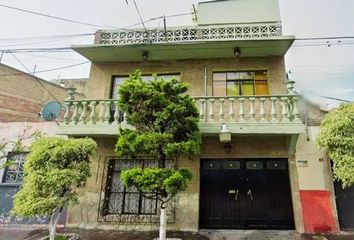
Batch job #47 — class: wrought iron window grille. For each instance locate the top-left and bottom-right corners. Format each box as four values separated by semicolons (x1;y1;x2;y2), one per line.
98;157;176;224
1;152;28;184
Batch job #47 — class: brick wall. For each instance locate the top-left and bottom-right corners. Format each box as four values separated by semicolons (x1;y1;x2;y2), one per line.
0;64;82;122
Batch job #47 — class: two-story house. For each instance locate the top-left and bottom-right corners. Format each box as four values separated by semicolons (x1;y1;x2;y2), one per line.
57;0;345;234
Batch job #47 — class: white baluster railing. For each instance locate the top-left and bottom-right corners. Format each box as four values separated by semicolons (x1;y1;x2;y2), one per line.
194;95;301;124
62;95;301;126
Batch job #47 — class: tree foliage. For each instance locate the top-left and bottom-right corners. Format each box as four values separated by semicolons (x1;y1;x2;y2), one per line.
115;70;201;204
121;167;192;207
115;70;201;166
12;137;97;216
318;103;354;188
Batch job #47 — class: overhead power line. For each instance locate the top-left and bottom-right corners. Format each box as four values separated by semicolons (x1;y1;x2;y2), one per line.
0;61;90;76
132;0;147;32
0;4;127;30
0;33;94;42
123;12;193;28
320;95;352;103
296;36;354;41
7;52;62;102
0;35;92;48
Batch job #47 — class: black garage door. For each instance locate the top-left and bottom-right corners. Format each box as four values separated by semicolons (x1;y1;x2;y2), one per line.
200;158;294;229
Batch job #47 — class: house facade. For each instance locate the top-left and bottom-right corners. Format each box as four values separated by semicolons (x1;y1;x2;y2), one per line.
57;0;350;234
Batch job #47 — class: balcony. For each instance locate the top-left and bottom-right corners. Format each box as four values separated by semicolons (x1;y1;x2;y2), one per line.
97;22;282;45
72;23;295;62
57;85;304;137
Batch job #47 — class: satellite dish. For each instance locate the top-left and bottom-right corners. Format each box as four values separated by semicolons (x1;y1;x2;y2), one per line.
41;101;62;121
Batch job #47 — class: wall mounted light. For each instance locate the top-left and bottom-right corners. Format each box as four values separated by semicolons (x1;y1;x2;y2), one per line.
142;50;149;61
219;123;232;153
233;47;241;57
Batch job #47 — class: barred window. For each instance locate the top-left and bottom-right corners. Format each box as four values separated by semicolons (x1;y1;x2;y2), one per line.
2;152;27;184
102;158;175;216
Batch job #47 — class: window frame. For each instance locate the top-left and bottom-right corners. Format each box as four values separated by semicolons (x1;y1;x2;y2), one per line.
110;73;181;100
1;151;28;185
212;70;269;96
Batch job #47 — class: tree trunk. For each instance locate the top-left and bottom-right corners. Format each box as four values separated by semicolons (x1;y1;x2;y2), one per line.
158;150;166;168
49;208;62;240
159;207;167;240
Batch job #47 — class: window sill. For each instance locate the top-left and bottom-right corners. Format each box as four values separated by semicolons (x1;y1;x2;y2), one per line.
0;183;21;187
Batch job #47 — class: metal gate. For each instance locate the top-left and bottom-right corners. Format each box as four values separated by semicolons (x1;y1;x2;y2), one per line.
199;158;294;229
334;182;354;230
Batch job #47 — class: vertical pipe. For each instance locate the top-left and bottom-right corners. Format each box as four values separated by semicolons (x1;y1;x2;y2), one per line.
204;66;207;96
0;50;4;63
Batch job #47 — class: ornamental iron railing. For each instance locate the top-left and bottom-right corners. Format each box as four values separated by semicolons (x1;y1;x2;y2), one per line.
98;22;282;45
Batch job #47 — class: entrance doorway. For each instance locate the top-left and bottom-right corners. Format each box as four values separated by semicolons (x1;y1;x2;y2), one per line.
199;158;294;229
334;181;354;230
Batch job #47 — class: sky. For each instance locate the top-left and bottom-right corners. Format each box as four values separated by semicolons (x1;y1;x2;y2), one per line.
0;0;354;107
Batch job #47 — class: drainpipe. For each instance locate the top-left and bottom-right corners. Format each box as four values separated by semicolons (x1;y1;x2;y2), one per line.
204;66;207;96
304;100;310;141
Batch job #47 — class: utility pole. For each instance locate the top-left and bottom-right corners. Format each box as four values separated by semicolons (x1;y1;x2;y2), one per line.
163;15;167;42
0;50;4;63
32;64;37;76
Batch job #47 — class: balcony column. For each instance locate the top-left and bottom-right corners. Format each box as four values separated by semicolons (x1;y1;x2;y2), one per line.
122;112;128;124
259;97;266;122
104;101;112;124
219;98;225;123
199;99;206;122
71;102;80;125
292;96;302;123
208;98;215;122
239;98;245;122
112;103;120;125
63;88;76;125
79;101;89;124
270;97;277;122
98;101;106;124
63;103;72;125
229;98;235;122
281;97;290;122
89;101;98;124
249;97;256;121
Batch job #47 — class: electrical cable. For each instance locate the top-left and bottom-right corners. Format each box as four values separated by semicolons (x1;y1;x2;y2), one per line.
0;35;92;48
0;4;130;30
131;0;147;33
7;52;62;102
0;61;89;76
0;33;94;42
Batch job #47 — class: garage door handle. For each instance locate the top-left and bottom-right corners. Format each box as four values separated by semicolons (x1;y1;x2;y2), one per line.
247;189;253;200
235;189;239;201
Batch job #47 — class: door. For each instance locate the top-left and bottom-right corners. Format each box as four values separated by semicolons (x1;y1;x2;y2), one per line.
199;158;294;229
334;181;354;230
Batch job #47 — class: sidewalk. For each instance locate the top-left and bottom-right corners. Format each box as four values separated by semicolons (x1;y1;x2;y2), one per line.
0;226;353;240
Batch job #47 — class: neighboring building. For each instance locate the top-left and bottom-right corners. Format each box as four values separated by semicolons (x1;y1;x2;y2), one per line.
51;78;88;96
0;63;71;122
0;64;81;224
56;0;352;234
0;122;66;225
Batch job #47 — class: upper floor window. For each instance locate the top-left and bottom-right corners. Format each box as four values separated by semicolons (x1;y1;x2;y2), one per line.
111;74;180;99
1;152;27;184
213;71;268;96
